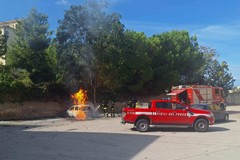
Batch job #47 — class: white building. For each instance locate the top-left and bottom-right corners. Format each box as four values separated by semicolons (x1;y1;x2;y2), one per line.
0;20;18;65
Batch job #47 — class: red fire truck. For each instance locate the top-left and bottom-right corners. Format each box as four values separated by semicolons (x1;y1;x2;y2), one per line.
167;85;226;109
122;99;215;132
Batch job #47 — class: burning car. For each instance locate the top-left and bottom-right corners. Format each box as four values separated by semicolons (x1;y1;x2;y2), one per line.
67;104;94;120
67;88;95;120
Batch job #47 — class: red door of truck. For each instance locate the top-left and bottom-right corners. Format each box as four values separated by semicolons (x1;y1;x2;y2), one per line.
171;102;189;124
154;101;174;124
154;102;189;124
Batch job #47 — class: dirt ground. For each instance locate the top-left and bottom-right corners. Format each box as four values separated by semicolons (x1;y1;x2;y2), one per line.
0;94;163;121
0;101;127;121
0;101;68;121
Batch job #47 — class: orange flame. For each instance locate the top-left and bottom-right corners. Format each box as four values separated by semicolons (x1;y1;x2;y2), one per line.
71;88;88;120
71;89;88;105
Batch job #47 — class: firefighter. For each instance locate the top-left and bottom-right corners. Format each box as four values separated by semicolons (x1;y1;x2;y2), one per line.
127;100;133;108
220;103;226;110
109;100;115;117
132;97;137;108
101;101;108;117
127;97;137;108
135;101;141;108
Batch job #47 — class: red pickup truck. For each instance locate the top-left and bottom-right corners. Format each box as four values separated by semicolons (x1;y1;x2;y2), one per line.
122;100;215;132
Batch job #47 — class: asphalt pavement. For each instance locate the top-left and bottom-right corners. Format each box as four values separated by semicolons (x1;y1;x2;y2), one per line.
1;105;240;160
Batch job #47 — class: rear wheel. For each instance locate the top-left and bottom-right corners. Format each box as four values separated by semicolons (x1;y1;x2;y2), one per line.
194;119;209;132
136;119;149;132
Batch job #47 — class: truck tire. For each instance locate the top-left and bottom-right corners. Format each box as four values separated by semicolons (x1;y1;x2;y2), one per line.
136;119;149;132
194;119;209;132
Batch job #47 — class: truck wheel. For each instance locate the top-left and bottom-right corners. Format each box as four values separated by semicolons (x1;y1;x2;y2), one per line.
194;119;209;132
136;119;149;132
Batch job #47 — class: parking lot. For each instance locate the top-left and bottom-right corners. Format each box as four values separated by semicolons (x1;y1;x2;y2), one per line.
0;105;240;160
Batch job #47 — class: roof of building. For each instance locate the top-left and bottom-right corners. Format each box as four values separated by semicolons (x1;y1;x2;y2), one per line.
0;20;18;28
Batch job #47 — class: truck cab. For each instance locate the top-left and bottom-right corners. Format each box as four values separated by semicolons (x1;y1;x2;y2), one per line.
122;100;215;132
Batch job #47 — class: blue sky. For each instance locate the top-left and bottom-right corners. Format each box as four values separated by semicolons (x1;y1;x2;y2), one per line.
1;0;240;86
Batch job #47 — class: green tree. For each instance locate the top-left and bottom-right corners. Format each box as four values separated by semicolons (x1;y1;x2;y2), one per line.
56;1;126;102
6;8;54;83
93;13;125;93
0;65;32;103
148;35;177;92
121;31;153;92
96;30;153;94
199;46;235;93
46;38;58;77
148;30;204;92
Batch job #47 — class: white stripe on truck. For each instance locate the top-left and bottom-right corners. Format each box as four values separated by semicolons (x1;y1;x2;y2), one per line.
135;112;153;115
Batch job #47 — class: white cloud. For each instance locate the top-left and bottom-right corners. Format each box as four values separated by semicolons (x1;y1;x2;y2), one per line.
56;0;68;5
191;22;240;86
193;22;240;41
